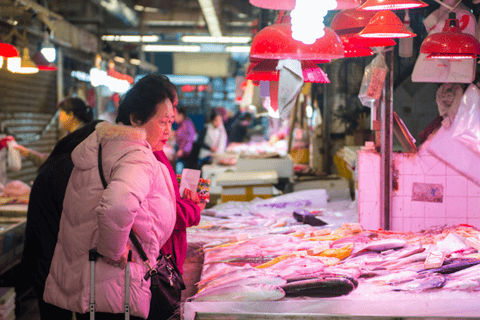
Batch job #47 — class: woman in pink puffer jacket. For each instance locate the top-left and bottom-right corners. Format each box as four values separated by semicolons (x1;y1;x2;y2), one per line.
44;75;177;320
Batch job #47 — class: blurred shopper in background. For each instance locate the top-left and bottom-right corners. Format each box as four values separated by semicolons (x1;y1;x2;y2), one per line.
195;110;228;169
174;107;196;174
14;97;94;167
228;112;253;143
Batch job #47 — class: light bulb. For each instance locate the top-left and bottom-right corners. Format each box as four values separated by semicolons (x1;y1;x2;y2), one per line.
7;57;21;72
41;47;56;63
291;0;337;45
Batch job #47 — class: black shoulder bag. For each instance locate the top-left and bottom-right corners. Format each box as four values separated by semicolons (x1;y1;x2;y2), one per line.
98;144;185;320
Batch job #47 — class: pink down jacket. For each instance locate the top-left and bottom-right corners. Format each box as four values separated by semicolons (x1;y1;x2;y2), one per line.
43;122;176;319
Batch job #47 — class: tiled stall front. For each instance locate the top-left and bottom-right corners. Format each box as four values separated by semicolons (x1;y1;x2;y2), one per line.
357;149;480;232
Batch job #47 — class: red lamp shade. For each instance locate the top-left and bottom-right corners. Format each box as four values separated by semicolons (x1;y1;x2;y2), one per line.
341;37;375;57
359;0;427;10
420;12;480;59
358;10;416;38
301;60;330;83
32;51;58;71
349;35;396;47
246;59;330;83
331;9;396;47
250;0;361;10
250;17;344;60
331;9;376;36
0;42;19;58
249;0;295;10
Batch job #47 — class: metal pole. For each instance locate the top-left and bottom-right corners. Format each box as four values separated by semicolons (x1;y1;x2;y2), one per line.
56;47;64;103
380;48;394;230
323;78;331;174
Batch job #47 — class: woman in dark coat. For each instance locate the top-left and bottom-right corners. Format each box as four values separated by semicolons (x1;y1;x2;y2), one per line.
21;120;103;320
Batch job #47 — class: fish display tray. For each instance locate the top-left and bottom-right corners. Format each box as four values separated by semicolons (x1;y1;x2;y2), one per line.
184;291;480;319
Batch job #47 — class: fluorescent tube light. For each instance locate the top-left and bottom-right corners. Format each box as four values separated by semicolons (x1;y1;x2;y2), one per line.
181;36;252;43
143;44;201;52
102;35;159;42
226;46;251;53
129;58;141;65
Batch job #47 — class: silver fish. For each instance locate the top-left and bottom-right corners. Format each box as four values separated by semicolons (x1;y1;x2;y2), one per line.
192;284;285;302
201;274;287;291
362;239;407;252
197;266;259;289
443;278;480;291
366;270;419;286
392;274;446;292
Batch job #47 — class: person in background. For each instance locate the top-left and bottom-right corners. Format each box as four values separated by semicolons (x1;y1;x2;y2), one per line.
21;120;103;320
197;110;228;169
43;74;177;320
156;81;204;275
225;105;247;137
174;107;196;174
14;97;94;167
228;112;253;143
98;93;121;123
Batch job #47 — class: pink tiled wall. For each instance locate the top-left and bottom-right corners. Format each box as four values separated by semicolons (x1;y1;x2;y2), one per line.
357;148;480;232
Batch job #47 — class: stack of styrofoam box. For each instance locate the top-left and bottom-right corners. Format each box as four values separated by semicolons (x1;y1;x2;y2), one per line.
0;287;15;320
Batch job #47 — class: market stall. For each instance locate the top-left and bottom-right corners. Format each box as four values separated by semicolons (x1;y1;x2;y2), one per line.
183;189;480;319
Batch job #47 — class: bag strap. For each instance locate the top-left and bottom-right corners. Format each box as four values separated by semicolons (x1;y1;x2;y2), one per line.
98;144;179;268
98;144;150;263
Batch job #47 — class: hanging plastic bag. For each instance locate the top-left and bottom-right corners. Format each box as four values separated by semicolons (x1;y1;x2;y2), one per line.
451;84;480;156
436;83;463;127
358;52;388;107
6;140;21;172
412;1;477;83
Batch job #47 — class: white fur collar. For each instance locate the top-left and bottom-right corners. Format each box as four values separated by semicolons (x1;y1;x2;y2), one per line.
95;121;146;142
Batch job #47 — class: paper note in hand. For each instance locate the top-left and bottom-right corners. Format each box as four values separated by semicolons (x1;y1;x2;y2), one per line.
179;168;201;198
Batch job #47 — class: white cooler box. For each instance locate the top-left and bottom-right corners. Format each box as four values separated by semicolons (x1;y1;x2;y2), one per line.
216;171;278;202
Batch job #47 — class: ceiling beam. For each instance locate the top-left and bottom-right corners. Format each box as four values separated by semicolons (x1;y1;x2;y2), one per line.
198;0;222;37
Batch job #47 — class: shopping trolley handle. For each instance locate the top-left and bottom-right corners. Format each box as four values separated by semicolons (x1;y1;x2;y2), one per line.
89;248;103;261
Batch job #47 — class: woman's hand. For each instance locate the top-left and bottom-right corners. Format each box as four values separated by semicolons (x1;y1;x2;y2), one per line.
102;245;132;269
183;188;199;203
13;144;29;157
183;188;206;211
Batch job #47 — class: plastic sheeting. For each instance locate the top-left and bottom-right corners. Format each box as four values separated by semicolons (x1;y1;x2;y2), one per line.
427;84;480;186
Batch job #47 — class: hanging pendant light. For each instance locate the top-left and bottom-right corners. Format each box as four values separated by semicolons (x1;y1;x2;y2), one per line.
341;37;375;57
32;51;58;71
358;10;416;38
246;59;330;83
359;0;427;11
249;0;361;10
16;48;39;74
420;12;480;60
249;16;344;61
331;9;397;47
0;38;20;69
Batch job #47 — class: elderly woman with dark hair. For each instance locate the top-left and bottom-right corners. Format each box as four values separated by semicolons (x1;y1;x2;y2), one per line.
43;74;177;320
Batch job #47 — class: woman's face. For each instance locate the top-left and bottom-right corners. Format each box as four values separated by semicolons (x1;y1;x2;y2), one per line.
59;110;73;131
213;115;222;128
134;99;175;151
